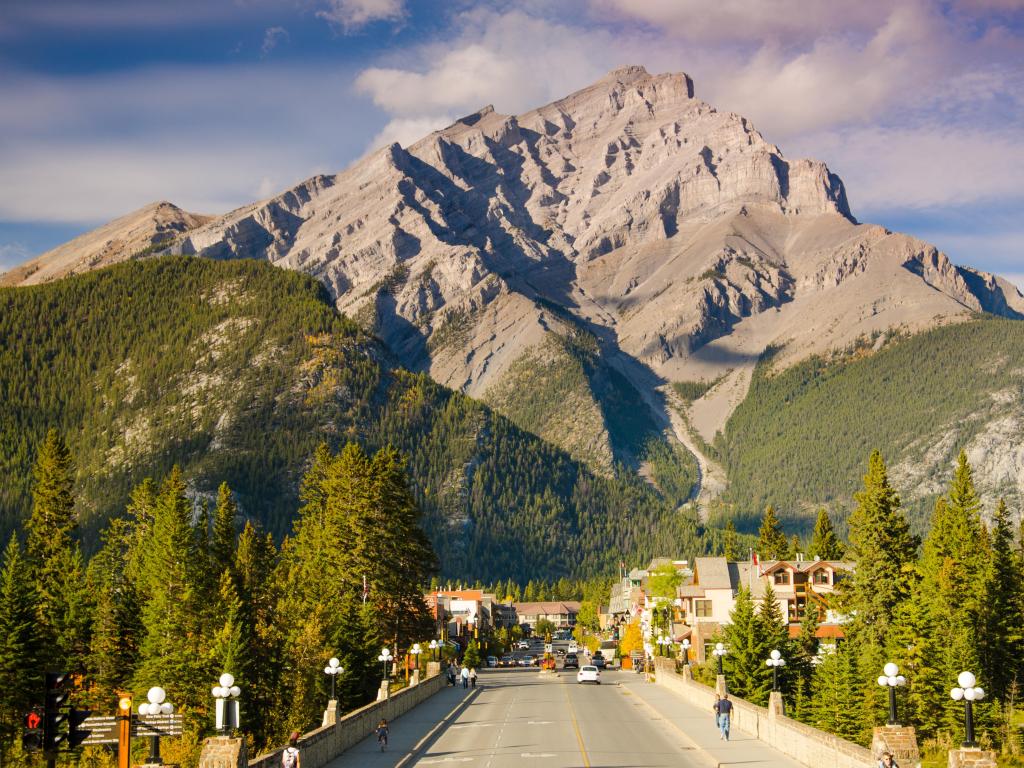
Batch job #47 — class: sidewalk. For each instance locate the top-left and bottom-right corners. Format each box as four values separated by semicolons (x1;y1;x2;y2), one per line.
615;673;806;768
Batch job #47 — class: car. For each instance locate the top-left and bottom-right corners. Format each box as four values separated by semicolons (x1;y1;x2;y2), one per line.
516;641;530;650
591;651;606;669
563;653;579;669
500;655;515;667
577;665;601;684
567;642;578;654
555;647;566;656
486;656;498;668
520;655;537;667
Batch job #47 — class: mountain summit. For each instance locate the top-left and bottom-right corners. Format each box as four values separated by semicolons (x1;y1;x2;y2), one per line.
6;67;1022;500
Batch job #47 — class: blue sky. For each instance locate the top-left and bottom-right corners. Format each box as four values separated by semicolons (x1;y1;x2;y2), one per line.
1;0;1022;286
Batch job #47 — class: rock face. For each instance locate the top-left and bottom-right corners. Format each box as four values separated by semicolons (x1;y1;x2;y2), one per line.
1;202;211;286
7;66;1023;489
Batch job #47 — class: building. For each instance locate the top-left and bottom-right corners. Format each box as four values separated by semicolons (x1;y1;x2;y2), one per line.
425;589;505;643
512;601;582;631
676;556;852;662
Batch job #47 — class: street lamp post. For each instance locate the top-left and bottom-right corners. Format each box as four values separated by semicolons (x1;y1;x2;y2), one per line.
876;663;907;725
211;674;242;734
681;639;691;666
712;642;727;676
378;648;393;681
656;635;672;657
409;643;423;682
766;649;786;692
323;657;343;702
951;671;985;747
429;639;439;663
138;687;173;764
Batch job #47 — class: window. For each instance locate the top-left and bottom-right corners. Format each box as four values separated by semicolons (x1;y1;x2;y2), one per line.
694;599;712;618
813;570;830;585
773;571;791;585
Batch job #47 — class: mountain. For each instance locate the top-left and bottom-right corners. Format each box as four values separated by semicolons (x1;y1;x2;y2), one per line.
0;256;705;581
0;201;210;286
5;65;1023;528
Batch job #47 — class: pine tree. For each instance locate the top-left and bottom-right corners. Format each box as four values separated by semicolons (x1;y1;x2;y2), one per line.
212;482;239;578
463;640;482;669
210;569;249;688
757;505;789;560
723;586;773;704
0;537;44;744
808;509;845;560
980;499;1024;702
842;450;917;647
723;520;739;560
809;643;862;742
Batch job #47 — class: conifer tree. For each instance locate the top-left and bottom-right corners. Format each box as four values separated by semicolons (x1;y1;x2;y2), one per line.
723;586;773;704
757;505;789;560
211;569;249;687
723;520;739;560
133;467;206;708
808;509;845;560
212;482;239;577
842;450;917;647
0;537;44;744
809;644;862;742
980;499;1024;702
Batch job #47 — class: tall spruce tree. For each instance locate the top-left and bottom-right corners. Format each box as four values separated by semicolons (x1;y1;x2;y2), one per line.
212;482;239;578
808;509;845;560
757;505;789;560
979;499;1024;702
809;644;862;742
723;520;739;560
723;586;773;704
0;537;44;746
842;450;917;647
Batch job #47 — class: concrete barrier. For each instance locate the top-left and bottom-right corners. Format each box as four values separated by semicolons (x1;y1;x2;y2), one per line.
652;657;875;768
249;672;447;768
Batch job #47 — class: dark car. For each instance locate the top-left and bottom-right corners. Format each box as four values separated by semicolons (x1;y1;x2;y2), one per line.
563;653;579;669
500;655;516;667
591;651;606;669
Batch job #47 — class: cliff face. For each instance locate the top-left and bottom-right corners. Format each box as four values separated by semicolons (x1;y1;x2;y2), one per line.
7;66;1023;485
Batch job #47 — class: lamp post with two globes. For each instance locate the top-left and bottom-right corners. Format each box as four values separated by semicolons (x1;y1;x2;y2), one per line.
378;648;393;681
712;642;728;676
409;643;423;682
138;687;173;764
876;663;907;725
429;639;439;663
680;638;691;666
324;657;343;702
950;671;985;748
766;649;786;692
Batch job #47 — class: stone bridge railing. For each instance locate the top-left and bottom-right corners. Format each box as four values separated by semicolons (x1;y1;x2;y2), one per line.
651;657;880;768
245;671;447;768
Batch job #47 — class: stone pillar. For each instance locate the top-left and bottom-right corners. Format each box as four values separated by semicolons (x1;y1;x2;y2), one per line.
871;725;921;768
411;669;421;686
427;661;441;678
376;679;390;701
322;699;338;727
715;675;727;697
768;691;785;718
198;736;247;768
948;747;997;768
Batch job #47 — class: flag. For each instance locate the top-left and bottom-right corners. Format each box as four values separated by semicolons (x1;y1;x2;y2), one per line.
362;575;369;604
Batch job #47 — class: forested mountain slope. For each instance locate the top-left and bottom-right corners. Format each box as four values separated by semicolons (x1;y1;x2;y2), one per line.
714;319;1024;533
0;257;705;580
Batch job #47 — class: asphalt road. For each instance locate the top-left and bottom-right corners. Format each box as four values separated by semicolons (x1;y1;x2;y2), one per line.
324;668;723;768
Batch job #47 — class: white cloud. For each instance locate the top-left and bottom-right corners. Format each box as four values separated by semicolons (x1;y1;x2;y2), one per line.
366;115;455;151
316;0;405;31
261;26;290;56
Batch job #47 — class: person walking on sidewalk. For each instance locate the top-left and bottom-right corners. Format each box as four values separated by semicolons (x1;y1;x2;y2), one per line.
717;695;733;740
713;694;721;728
460;665;470;689
469;667;478;688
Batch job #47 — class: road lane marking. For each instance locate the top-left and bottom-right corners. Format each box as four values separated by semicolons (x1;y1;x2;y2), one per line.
418;758;474;764
394;687;482;768
526;720;553;725
562;682;591;768
520;753;556;758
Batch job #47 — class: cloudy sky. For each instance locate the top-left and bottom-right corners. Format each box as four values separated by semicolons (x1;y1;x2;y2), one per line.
1;0;1022;285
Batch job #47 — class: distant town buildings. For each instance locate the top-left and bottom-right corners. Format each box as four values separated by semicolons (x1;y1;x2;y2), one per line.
424;588;581;644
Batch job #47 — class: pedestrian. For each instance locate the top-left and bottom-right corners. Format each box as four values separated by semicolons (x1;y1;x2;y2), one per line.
469;667;477;688
460;665;470;689
878;751;899;768
376;718;389;752
717;695;733;741
281;731;301;768
713;694;721;727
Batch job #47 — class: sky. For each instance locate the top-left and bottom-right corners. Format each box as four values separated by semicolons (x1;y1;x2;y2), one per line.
1;0;1022;287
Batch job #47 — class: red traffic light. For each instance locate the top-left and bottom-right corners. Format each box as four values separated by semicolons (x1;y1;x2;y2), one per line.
26;711;41;729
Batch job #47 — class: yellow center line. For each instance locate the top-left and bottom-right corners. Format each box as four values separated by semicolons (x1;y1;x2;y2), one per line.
562;680;591;768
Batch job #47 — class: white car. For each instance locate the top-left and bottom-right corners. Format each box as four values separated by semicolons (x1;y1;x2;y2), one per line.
577;665;601;684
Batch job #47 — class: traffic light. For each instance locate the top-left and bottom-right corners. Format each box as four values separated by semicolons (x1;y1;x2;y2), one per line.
43;672;71;753
22;708;43;752
67;706;92;749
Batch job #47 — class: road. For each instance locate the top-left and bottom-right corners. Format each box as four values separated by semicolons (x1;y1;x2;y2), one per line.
325;668;739;768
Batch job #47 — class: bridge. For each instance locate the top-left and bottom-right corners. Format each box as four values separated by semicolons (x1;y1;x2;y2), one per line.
202;657;929;768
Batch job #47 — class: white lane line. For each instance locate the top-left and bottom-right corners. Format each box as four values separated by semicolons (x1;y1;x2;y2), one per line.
520;753;557;758
418;759;474;764
526;720;552;725
450;723;495;729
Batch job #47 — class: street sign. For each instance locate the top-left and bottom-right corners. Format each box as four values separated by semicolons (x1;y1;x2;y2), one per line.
133;714;183;738
79;716;119;746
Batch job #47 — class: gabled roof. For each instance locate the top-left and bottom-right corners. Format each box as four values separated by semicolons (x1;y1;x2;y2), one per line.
692;557;731;588
512;601;582;615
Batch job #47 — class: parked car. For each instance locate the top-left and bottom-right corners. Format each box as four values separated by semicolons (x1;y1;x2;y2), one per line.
500;655;516;667
563;653;579;669
520;655;537;667
486;656;498;668
577;665;601;684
